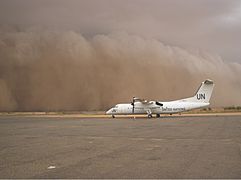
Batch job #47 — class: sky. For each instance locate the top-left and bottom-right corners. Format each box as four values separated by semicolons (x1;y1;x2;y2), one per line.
0;0;241;62
0;0;241;111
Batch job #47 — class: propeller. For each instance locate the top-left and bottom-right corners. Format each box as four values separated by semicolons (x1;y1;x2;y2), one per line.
131;97;135;114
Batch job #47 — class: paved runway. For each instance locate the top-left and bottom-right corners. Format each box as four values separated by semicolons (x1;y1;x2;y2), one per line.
1;115;241;178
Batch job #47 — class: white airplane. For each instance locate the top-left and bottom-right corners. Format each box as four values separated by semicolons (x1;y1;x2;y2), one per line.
106;79;214;118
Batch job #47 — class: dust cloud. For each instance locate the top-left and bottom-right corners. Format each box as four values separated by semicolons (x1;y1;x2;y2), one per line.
0;28;241;111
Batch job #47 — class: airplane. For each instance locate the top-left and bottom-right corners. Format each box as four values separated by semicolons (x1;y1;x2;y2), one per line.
106;79;214;118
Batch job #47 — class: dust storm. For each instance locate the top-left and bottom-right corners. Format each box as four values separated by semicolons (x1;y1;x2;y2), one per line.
0;28;240;111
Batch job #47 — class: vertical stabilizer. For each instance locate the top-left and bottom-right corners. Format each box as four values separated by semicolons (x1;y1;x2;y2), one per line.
183;79;215;103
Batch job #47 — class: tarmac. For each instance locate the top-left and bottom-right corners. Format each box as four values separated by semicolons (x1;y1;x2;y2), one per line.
0;114;241;178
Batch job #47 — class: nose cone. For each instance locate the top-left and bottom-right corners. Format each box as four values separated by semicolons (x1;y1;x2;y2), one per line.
106;108;113;115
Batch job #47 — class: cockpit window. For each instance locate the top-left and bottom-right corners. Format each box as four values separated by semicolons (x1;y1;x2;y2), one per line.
114;105;118;108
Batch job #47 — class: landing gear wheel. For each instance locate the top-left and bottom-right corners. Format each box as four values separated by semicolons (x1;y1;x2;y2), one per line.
148;114;152;118
112;115;115;118
156;114;160;118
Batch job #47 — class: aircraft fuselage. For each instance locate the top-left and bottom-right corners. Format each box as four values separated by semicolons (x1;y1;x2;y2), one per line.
106;101;209;115
106;79;214;118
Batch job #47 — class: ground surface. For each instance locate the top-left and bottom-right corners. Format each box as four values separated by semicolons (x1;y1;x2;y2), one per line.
0;115;241;178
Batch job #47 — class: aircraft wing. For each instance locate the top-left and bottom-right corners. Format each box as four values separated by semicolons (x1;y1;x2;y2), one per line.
133;97;163;106
133;97;153;104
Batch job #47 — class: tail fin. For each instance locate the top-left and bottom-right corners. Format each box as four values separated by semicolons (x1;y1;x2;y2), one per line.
184;79;215;103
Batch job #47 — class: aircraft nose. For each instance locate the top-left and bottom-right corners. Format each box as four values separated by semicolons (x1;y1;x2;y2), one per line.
106;108;113;115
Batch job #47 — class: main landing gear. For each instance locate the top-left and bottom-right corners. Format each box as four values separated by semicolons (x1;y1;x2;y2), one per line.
148;113;160;118
148;114;160;118
147;114;153;118
112;115;115;118
146;109;153;118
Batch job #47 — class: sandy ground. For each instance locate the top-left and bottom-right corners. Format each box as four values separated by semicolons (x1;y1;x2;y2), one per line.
1;111;241;118
0;115;241;178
